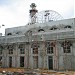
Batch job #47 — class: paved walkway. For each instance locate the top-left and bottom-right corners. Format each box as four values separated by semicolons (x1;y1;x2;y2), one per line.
0;68;75;75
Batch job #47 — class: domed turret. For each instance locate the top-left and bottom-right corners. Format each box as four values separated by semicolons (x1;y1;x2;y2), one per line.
29;3;38;24
29;3;38;17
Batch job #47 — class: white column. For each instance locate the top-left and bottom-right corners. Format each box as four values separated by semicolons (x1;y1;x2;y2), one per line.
38;47;43;69
29;48;33;69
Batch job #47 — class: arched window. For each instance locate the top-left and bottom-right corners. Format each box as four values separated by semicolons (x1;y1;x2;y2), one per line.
61;41;72;53
7;45;13;54
38;29;45;32
50;27;58;30
47;42;55;54
7;33;12;36
18;44;25;54
20;48;25;54
9;49;13;54
33;47;38;54
64;25;72;29
16;31;22;35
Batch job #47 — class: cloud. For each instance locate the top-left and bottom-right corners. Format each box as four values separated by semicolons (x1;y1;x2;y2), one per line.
0;0;29;34
0;0;29;28
0;0;74;35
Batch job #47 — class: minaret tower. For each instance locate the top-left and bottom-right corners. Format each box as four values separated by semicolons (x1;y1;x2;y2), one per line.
29;3;38;24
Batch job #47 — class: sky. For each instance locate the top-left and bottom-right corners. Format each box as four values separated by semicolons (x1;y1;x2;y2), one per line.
0;0;74;35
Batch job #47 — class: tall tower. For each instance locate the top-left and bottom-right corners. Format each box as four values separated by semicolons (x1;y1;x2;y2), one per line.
29;3;38;24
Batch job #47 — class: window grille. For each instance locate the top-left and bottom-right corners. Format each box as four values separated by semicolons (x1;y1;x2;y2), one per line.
20;48;25;54
47;42;54;54
0;49;2;54
9;49;13;54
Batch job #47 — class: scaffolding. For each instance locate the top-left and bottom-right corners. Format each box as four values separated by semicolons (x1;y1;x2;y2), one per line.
32;29;38;69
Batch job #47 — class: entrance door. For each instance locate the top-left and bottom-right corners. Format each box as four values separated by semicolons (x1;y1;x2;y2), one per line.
9;57;12;68
20;56;24;67
33;56;38;69
48;56;53;70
